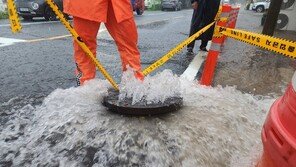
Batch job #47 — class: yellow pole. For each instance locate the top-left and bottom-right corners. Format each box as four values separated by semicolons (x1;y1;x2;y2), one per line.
7;0;22;33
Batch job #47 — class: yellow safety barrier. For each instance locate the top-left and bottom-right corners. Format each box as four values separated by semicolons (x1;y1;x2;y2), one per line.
7;0;22;33
45;0;119;90
142;21;216;76
217;26;296;59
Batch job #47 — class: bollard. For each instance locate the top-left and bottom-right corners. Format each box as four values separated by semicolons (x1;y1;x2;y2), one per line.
232;7;240;28
200;4;231;86
228;6;240;29
257;71;296;167
220;4;232;44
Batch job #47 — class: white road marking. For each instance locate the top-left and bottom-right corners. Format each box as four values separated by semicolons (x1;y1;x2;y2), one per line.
181;52;207;81
0;37;26;47
0;20;62;27
26;28;107;43
0;28;107;47
181;42;212;81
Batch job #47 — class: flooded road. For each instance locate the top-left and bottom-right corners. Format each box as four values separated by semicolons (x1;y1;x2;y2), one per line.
0;71;275;166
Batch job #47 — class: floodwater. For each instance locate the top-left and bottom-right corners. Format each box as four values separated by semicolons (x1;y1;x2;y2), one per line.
0;70;275;167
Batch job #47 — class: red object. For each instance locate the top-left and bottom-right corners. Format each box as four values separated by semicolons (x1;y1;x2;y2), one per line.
199;50;219;86
200;4;231;86
257;83;296;167
221;5;232;43
131;0;145;15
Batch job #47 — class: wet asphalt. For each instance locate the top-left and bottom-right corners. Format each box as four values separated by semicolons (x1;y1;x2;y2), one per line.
0;10;196;105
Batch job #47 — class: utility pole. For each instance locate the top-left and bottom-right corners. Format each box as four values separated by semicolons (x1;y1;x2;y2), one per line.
262;0;284;36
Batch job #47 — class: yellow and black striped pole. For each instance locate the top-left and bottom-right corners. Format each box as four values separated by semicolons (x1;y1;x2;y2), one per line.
7;0;22;33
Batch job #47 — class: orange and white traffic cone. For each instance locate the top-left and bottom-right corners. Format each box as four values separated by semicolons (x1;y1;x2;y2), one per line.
257;71;296;167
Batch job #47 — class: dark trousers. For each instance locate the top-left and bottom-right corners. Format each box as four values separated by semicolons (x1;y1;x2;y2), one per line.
187;39;208;50
187;10;209;50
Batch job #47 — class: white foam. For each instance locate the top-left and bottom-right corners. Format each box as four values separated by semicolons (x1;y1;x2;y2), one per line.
119;69;181;105
0;70;275;166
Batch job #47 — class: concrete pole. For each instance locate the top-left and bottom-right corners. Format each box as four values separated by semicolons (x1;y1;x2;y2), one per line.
262;0;284;36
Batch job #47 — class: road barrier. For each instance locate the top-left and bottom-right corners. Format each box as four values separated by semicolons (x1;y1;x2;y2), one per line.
218;26;296;58
7;0;21;33
256;71;296;167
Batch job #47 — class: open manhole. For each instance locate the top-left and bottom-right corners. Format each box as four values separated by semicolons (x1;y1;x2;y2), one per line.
102;89;183;116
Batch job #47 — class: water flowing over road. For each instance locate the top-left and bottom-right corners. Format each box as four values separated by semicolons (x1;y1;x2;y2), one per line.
1;71;274;166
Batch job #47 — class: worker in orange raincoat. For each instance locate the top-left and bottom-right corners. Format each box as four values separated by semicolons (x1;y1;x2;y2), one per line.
63;0;144;86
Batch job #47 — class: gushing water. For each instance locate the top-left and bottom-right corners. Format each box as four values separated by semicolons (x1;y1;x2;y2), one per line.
0;70;275;167
119;69;181;105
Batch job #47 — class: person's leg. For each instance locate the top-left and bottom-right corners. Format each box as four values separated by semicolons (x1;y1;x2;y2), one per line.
187;9;200;53
200;40;208;51
105;3;144;80
73;16;100;85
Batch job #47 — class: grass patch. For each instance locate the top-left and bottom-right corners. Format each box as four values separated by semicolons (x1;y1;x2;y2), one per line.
0;11;8;19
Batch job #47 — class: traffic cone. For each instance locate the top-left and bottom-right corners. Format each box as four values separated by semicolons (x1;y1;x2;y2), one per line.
257;71;296;167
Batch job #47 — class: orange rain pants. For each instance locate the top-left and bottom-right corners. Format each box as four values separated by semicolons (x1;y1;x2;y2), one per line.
65;0;143;85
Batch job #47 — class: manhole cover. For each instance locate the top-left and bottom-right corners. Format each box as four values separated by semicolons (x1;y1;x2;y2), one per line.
102;89;183;116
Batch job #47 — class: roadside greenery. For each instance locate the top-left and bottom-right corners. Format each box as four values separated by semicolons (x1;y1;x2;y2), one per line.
0;11;8;19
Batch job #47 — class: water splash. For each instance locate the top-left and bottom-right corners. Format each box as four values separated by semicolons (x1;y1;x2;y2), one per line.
0;70;275;167
119;69;181;105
